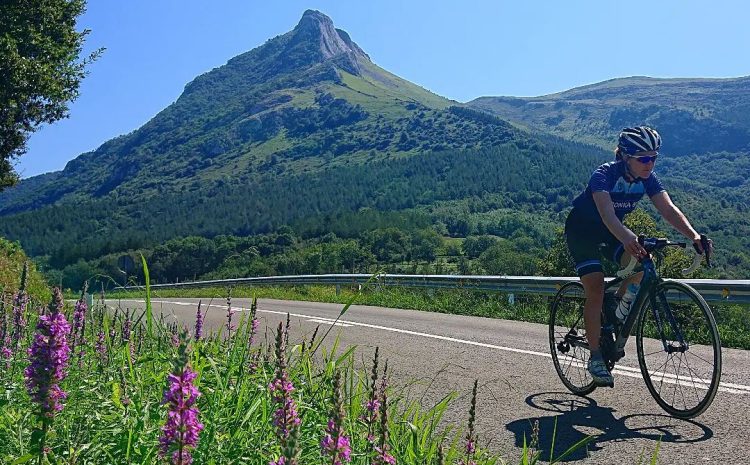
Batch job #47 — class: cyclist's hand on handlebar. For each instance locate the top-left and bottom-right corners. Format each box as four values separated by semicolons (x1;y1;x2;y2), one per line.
692;234;713;264
623;231;647;259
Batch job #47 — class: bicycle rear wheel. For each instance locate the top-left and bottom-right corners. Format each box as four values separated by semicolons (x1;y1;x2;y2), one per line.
636;281;722;419
549;282;596;395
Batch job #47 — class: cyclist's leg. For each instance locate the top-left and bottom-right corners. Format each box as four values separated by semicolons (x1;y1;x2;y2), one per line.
565;214;608;353
580;272;605;352
605;240;644;297
582;272;614;386
565;214;615;386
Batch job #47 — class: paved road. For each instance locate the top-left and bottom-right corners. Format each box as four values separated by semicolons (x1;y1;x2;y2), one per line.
110;297;750;464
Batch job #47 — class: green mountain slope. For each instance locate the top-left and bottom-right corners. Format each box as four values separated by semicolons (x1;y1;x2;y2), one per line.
467;75;750;155
0;10;460;214
0;10;600;260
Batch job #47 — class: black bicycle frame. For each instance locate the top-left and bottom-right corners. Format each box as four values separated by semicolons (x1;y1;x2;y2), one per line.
609;257;687;356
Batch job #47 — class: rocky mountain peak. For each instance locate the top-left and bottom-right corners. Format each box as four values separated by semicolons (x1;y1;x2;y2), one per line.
289;10;369;70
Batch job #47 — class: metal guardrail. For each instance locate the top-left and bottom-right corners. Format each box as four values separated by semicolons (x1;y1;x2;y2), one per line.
118;274;750;304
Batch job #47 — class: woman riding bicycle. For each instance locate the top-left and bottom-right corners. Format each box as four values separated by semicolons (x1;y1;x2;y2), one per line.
564;126;712;386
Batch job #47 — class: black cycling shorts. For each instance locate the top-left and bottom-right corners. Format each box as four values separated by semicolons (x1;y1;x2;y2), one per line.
564;209;624;277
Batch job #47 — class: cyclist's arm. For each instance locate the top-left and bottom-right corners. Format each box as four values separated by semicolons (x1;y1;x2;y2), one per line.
592;191;646;257
650;191;700;241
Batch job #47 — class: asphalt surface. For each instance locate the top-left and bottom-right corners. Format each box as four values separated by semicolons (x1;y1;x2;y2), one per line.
109;297;750;464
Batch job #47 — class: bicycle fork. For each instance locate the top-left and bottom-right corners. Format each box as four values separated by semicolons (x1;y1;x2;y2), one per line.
652;290;689;354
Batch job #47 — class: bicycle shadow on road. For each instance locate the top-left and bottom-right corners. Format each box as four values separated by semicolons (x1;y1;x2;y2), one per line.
505;392;714;462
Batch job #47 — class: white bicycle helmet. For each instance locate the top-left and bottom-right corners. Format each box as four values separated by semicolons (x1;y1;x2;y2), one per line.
618;126;661;155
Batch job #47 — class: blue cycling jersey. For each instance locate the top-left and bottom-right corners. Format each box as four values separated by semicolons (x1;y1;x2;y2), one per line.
571;160;665;222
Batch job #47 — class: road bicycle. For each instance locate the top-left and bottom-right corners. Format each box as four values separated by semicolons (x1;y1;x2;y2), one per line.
549;235;721;419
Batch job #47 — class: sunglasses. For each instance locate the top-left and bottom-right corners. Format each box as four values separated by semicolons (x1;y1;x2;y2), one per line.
629;154;658;164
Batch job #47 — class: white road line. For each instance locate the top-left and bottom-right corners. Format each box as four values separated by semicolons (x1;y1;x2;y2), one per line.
307;318;353;327
119;299;750;395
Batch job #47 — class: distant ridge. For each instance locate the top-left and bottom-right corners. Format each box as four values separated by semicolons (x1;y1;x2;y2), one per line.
468;75;750;154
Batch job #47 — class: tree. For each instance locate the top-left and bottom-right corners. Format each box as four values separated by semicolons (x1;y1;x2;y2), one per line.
462;235;499;259
364;228;409;263
478;240;537;276
0;0;102;189
336;239;374;272
537;227;574;277
409;229;441;262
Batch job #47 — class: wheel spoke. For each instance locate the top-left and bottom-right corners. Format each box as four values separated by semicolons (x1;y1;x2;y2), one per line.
636;281;721;418
644;347;667;357
683;348;715;367
680;354;714;389
549;282;595;395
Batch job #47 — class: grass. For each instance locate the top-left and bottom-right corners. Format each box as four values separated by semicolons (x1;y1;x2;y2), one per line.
2;284;596;464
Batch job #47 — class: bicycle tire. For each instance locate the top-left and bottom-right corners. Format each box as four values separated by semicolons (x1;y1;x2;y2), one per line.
636;280;722;419
549;281;596;395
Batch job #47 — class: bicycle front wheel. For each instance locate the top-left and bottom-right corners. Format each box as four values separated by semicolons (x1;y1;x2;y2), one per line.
636;281;722;419
549;281;596;395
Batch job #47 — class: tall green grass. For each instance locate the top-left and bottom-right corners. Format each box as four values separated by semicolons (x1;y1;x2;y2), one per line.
2;287;595;464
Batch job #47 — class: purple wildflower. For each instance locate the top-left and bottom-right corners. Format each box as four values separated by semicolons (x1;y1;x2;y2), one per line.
95;331;107;363
122;314;131;343
1;311;10;368
269;322;301;464
0;300;7;340
194;302;204;341
72;298;87;345
12;262;30;346
249;318;259;346
11;291;28;347
247;351;260;374
225;292;234;337
159;339;203;465
269;377;301;437
362;347;380;444
24;288;71;417
247;299;260;372
373;448;396;465
321;430;352;464
321;370;351;464
373;361;395;465
1;345;11;369
248;296;259;346
459;380;479;465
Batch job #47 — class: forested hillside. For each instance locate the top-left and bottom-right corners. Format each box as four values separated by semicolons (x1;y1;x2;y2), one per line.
1;10;748;289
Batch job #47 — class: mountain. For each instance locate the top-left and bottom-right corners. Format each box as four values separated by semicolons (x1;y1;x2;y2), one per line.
467;76;750;156
0;10;458;213
0;10;604;266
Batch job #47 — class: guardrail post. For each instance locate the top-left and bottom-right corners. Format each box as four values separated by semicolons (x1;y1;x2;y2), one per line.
335;284;340;295
508;293;515;306
86;293;93;309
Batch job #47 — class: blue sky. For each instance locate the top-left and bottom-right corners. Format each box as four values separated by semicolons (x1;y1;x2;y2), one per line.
18;0;750;178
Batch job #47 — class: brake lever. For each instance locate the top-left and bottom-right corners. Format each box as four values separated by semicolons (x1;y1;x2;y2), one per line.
701;234;712;268
682;253;703;275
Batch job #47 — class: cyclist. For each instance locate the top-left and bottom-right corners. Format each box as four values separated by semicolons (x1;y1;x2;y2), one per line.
564;126;712;386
